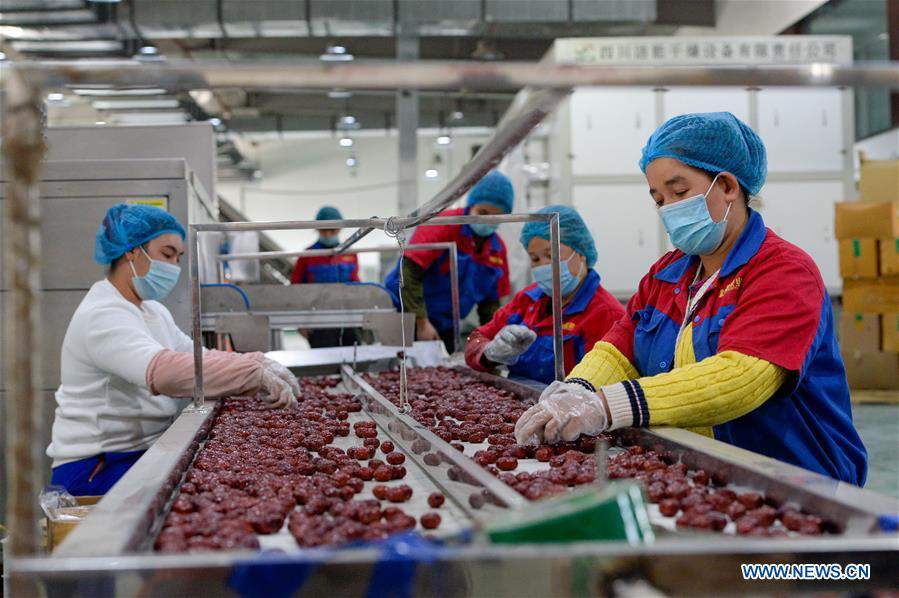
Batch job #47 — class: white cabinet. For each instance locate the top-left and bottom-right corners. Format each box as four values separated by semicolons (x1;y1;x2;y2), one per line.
572;183;663;297
662;87;751;123
569;88;657;177
757;88;845;173
754;180;841;291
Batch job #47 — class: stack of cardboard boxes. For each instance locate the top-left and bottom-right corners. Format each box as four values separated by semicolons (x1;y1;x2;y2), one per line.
836;158;899;390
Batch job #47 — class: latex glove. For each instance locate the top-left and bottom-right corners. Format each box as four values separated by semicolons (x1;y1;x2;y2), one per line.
541;383;609;444
514;380;566;445
261;357;301;397
483;325;538;366
260;368;297;409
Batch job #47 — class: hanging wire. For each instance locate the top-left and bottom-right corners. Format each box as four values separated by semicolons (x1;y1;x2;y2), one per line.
384;216;411;413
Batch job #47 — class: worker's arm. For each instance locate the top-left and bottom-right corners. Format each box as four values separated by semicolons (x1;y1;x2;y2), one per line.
581;351;787;429
290;257;306;284
400;259;428;321
567;341;640;390
465;293;524;371
476;299;500;324
350;256;361;282
146;349;263;398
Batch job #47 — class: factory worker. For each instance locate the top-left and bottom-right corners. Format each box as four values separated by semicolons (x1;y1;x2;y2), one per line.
516;112;867;485
385;171;513;352
47;204;301;496
465;205;625;384
291;205;361;347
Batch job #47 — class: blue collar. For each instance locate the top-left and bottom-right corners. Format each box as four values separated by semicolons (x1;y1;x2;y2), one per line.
720;208;766;277
654;209;767;283
524;269;600;316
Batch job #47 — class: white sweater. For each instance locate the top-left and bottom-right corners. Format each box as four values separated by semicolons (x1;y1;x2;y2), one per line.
47;279;193;466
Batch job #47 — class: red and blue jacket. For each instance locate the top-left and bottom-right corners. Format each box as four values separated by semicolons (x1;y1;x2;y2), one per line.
577;209;867;485
384;208;511;334
290;240;360;284
466;269;625;384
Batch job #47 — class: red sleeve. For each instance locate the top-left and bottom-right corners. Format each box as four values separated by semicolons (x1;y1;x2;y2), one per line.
582;294;627;355
717;253;824;373
496;238;511;298
350;255;360;282
291;257;306;284
403;224;457;270
464;330;493;372
600;272;657;364
476;290;526;341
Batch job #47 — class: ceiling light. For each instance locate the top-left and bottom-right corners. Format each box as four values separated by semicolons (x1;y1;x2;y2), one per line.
0;52;7;62
340;115;357;126
252;170;263;180
879;33;888;41
328;89;352;99
209;117;222;127
346;156;358;167
95;121;107;125
436;135;452;146
450;110;464;121
339;136;354;148
138;46;158;56
321;45;353;62
425;168;439;179
47;92;65;102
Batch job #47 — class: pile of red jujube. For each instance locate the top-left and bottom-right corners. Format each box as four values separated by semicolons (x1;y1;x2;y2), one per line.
365;367;830;536
154;377;444;553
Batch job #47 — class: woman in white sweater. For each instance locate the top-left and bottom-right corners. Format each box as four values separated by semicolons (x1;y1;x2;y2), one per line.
47;204;299;495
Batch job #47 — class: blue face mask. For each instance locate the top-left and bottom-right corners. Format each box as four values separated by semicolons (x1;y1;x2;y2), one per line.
469;223;498;237
532;252;583;297
318;235;340;248
130;246;181;301
659;174;731;256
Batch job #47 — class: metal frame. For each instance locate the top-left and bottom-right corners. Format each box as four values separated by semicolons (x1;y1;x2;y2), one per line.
189;212;564;410
216;242;462;353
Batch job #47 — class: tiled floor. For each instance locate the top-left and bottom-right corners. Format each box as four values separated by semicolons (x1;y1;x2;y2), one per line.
853;403;899;498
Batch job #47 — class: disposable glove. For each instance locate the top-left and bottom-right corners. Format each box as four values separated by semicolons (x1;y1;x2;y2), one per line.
261;357;301;397
514;381;609;444
483;325;537;366
260;368;297;409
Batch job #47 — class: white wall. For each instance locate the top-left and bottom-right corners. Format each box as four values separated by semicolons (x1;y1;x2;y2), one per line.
218;130;495;282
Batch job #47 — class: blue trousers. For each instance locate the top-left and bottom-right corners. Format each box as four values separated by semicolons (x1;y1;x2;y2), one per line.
50;450;145;496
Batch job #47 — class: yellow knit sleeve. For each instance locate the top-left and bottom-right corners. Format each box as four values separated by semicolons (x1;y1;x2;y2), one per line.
566;341;639;390
600;351;787;429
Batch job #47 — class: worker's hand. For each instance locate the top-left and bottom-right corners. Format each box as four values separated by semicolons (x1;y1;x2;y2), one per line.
514;381;609;445
261;357;301;397
483;325;537;366
416;318;440;341
260;368;298;409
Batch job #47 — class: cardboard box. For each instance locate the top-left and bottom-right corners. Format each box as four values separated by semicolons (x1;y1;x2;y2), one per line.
842;277;899;313
883;313;899;352
45;495;101;552
859;159;899;203
839;239;879;279
842;350;899;390
835;201;899;239
880;238;899;277
839;312;881;353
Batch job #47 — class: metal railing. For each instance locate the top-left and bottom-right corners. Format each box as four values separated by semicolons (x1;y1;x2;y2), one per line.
216;242;462;352
190;212;563;409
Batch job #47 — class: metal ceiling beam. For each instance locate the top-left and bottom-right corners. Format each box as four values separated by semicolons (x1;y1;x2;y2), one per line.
14;59;899;92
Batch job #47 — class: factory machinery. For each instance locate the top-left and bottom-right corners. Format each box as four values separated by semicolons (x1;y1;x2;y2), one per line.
4;58;899;596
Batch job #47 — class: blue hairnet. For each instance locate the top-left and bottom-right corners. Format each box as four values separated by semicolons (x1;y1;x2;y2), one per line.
467;171;514;214
639;112;767;195
316;205;343;221
520;204;597;268
94;203;186;265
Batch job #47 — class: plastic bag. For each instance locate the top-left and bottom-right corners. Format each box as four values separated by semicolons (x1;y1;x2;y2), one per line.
39;485;81;520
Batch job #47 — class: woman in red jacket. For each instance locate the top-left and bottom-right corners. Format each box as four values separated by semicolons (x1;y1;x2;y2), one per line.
466;205;624;384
